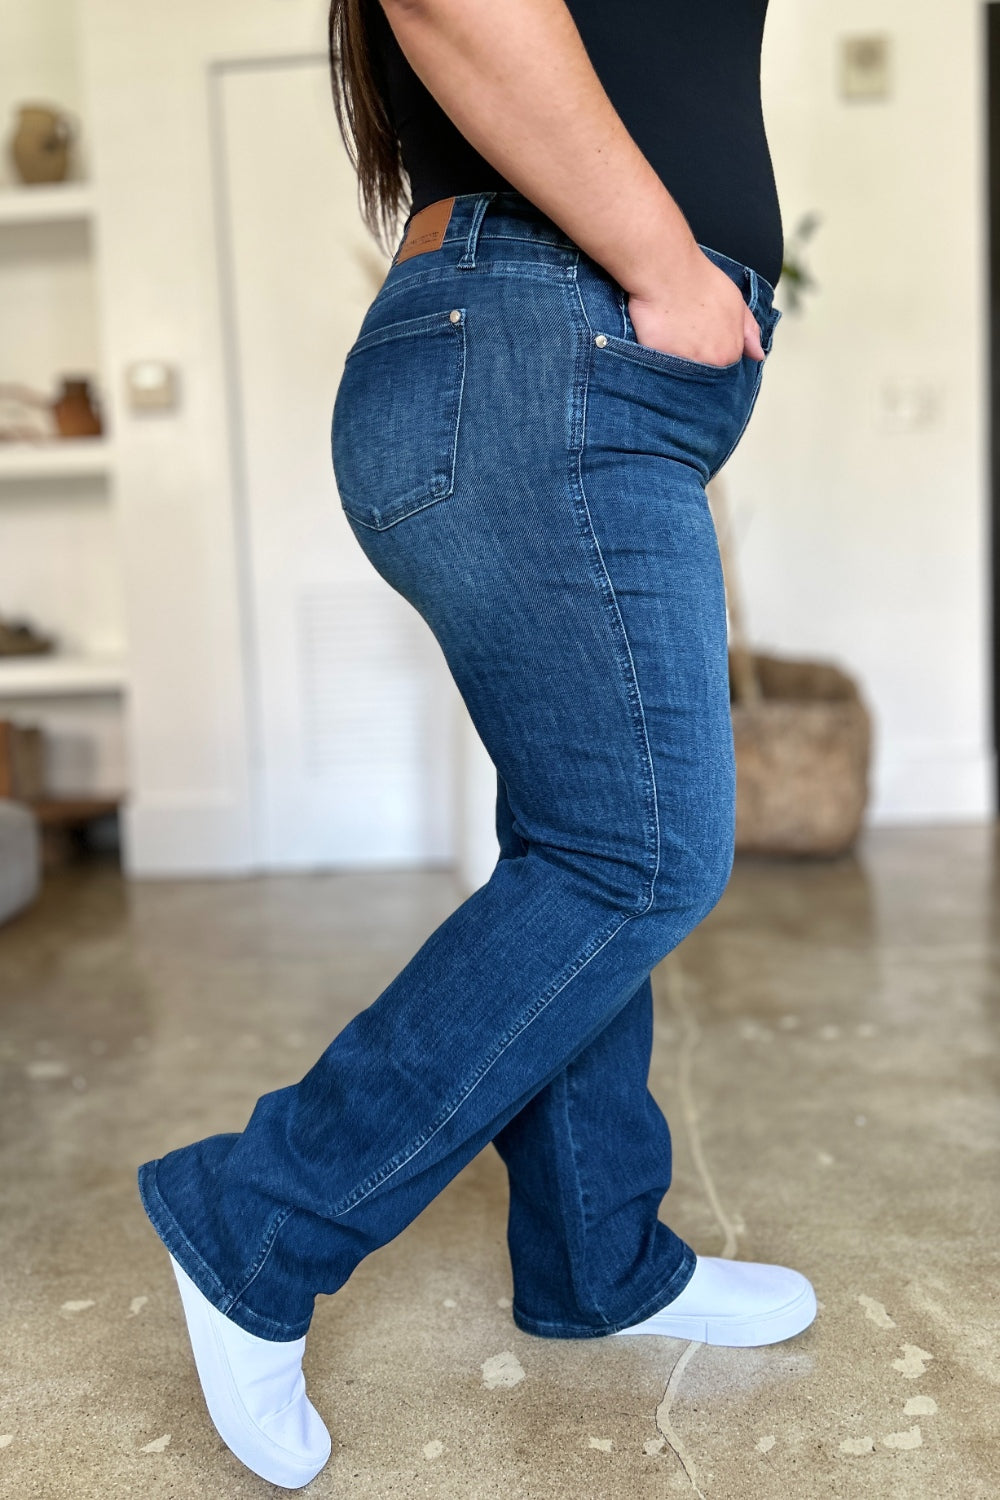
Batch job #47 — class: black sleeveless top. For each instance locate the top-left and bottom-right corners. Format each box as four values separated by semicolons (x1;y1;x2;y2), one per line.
366;0;783;289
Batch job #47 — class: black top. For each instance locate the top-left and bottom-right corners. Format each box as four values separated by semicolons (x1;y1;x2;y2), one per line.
366;0;783;288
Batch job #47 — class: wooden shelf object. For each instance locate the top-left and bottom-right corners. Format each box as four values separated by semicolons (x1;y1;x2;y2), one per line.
0;438;115;483
0;183;95;227
0;654;127;697
28;794;123;871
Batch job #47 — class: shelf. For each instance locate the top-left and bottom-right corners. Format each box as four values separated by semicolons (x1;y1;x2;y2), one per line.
0;183;95;227
0;655;127;697
0;440;115;483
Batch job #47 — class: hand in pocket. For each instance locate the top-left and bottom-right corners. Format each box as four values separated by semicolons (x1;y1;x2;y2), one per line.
627;250;765;368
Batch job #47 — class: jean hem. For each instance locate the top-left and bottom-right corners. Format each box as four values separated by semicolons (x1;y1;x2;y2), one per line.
136;1159;313;1343
510;1238;697;1339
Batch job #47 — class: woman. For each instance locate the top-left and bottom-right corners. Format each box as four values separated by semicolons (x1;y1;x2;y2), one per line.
138;0;816;1486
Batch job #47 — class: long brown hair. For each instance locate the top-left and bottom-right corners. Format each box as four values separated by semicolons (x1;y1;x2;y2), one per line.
328;0;408;255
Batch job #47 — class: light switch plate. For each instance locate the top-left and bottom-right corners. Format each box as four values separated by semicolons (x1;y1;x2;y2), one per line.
840;35;892;101
125;360;179;412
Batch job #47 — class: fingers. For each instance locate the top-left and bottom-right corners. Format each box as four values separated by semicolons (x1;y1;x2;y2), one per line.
743;310;766;363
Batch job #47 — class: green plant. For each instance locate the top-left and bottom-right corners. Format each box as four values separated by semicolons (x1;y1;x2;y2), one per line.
779;211;821;313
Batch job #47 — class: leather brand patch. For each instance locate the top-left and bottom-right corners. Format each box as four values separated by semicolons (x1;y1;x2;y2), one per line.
394;197;456;265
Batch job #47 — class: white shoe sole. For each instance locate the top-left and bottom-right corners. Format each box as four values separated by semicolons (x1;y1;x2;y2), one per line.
615;1278;817;1348
170;1255;331;1489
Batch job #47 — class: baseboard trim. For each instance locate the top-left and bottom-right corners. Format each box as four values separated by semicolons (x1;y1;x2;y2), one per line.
868;745;996;824
123;797;255;876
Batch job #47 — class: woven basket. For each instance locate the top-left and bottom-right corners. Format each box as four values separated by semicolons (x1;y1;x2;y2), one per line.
730;652;872;857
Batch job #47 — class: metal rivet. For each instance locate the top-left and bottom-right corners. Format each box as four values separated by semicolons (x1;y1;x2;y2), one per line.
594;333;608;348
449;309;461;323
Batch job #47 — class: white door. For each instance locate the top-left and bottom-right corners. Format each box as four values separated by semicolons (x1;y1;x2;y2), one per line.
218;57;459;867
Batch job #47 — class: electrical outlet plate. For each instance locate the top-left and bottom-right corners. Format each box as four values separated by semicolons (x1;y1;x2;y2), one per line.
879;378;941;432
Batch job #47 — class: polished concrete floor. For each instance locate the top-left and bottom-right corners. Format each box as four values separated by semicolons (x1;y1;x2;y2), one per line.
0;827;998;1498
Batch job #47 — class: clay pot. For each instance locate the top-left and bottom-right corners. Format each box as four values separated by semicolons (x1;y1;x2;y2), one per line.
10;104;73;185
52;378;102;439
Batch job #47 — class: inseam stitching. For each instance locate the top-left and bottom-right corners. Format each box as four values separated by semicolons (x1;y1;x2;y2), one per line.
561;1061;610;1325
324;909;640;1220
228;1204;295;1311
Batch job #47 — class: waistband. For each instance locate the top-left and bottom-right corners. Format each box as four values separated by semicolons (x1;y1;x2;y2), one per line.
394;190;575;261
392;191;778;329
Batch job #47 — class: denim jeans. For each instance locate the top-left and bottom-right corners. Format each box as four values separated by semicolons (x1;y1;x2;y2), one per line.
138;190;780;1343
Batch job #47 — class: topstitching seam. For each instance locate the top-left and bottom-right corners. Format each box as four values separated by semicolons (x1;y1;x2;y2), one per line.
568;268;662;917
561;1062;610;1324
229;1204;295;1311
140;1165;231;1302
327;908;638;1219
709;357;766;481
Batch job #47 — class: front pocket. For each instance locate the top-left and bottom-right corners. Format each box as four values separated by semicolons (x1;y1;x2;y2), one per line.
332;306;467;532
598;329;745;381
602;285;747;381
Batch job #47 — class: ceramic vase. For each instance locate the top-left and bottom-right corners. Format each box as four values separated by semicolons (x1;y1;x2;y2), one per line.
52;378;102;439
10;104;73;185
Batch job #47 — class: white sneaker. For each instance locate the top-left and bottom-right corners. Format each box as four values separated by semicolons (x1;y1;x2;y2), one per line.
613;1256;817;1347
168;1253;331;1488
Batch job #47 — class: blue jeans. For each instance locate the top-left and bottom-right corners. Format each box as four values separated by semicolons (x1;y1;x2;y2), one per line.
138;190;780;1343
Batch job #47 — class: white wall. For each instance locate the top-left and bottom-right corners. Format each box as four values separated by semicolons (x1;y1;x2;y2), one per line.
728;0;994;822
218;57;458;870
77;0;340;872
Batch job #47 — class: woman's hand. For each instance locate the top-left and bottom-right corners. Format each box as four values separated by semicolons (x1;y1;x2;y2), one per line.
627;249;765;367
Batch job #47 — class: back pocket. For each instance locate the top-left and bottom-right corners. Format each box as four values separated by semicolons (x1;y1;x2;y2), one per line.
332;306;467;532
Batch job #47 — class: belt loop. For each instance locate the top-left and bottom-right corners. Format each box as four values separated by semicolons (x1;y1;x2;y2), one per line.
746;265;761;319
458;192;496;270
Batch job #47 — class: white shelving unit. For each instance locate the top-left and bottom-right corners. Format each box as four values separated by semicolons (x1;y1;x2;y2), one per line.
0;438;116;482
0;2;128;814
0;654;127;698
0;182;95;227
1;152;127;807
